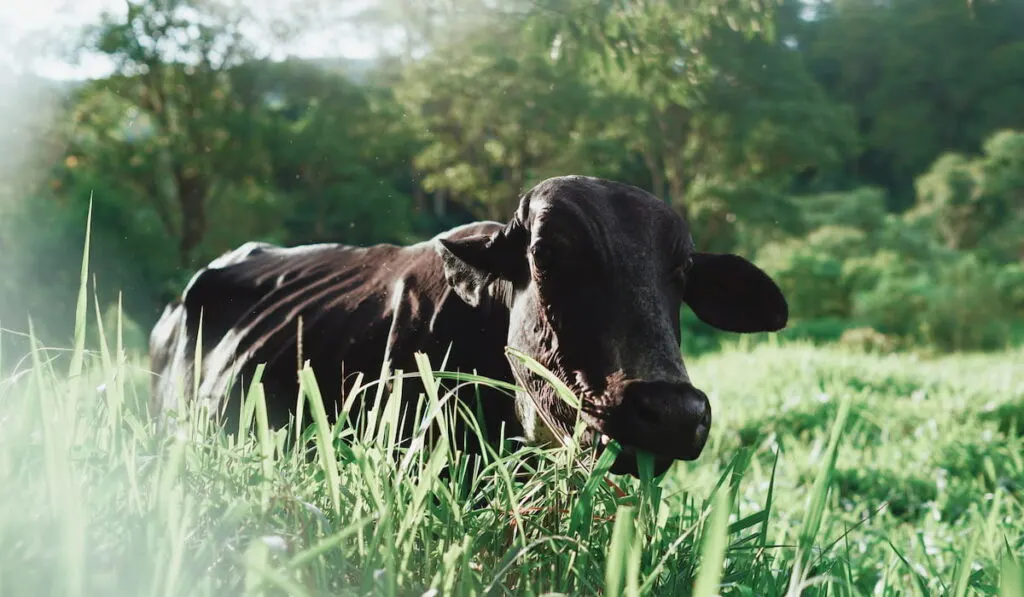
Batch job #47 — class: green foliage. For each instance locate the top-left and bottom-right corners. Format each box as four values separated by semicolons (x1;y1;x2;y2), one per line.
801;0;1024;203
874;214;956;264
793;186;889;233
688;179;806;254
754;187;893;327
851;270;934;340
909;129;1024;260
240;60;419;246
916;255;1014;352
757;154;1022;353
778;317;856;345
758;238;850;320
0;191;87;354
836;326;896;354
841;249;909;296
395;27;592;220
853;254;1013;352
6;0;1024;360
82;0;273;268
996;263;1024;316
533;0;856;245
804;225;868;261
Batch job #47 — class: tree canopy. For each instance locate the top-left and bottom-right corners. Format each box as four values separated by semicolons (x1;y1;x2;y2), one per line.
3;0;1022;358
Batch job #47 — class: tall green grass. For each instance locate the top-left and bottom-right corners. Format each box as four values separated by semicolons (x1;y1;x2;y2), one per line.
1;212;1022;595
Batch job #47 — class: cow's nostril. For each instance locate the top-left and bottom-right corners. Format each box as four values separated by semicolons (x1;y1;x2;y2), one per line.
694;405;710;431
624;382;711;428
632;396;661;423
611;380;713;463
693;397;710;424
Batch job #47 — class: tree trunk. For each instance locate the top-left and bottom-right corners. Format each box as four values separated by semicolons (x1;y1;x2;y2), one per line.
643;152;666;202
656;105;692;219
697;209;728;253
667;172;689;222
412;165;426;216
175;167;208;269
433;187;446;219
506;160;526;221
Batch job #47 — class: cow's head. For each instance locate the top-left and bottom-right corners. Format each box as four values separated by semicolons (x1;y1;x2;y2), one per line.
435;176;788;477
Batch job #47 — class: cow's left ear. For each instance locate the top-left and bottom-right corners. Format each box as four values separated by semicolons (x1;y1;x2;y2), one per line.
436;231;526;308
683;252;789;333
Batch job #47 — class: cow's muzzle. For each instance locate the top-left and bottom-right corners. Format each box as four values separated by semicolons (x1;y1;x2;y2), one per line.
599;379;712;477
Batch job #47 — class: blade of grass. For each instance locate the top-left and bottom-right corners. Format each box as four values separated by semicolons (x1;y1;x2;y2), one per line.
92;282;123;437
693;487;731;597
29;319;85;597
885;538;930;596
606;505;637;597
505;346;580;410
250;368;275;509
68;196;93;379
799;391;852;549
298;363;342;517
951;511;984;597
759;448;780;547
1002;554;1024;597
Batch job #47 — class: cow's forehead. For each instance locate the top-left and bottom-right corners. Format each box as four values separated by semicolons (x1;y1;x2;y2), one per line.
524;176;693;252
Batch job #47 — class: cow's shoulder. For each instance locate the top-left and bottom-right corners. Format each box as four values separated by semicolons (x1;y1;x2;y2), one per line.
182;223;501;307
386;220;504;300
168;223;505;357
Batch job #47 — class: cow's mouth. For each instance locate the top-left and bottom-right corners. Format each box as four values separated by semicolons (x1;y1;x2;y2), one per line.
593;433;685;479
578;379;712;479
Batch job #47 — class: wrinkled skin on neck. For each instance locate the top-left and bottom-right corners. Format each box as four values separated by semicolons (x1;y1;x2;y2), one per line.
437;176;788;478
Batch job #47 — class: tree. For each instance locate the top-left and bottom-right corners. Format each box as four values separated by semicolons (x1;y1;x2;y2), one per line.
525;0;856;250
78;0;293;268
396;25;592;220
800;0;1024;206
236;59;420;245
909;129;1024;260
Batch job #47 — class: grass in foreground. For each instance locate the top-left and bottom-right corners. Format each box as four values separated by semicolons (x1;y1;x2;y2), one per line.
2;316;1024;596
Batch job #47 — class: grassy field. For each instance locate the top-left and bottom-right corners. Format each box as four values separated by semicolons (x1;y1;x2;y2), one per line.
1;224;1023;597
3;305;1024;596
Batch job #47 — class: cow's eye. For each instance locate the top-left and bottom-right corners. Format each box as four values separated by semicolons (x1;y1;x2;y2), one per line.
672;264;687;283
532;243;556;269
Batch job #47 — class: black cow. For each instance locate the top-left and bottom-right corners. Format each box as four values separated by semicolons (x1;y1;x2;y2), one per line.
149;175;788;477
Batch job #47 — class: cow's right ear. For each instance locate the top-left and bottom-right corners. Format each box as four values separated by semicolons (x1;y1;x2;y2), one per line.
436;232;526;307
683;252;788;333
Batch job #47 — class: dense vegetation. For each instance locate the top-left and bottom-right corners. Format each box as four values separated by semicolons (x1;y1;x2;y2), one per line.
1;0;1022;363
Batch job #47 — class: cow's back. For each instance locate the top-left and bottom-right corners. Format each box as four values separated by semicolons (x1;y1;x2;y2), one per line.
148;222;521;445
